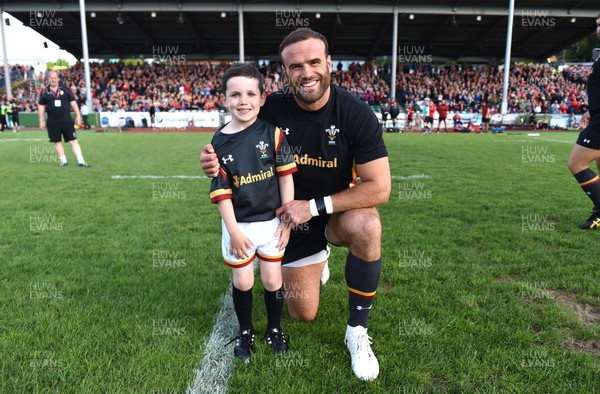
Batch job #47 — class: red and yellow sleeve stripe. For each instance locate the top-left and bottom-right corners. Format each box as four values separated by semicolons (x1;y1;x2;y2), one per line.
210;189;232;203
276;162;297;176
348;159;358;188
274;127;284;150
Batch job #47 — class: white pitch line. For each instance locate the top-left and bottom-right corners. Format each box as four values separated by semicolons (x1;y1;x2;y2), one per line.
535;138;574;144
0;138;47;142
493;138;573;144
392;174;431;179
187;287;237;394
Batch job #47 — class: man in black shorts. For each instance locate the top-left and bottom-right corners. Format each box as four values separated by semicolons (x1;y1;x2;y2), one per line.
38;71;89;167
201;28;390;380
567;12;600;229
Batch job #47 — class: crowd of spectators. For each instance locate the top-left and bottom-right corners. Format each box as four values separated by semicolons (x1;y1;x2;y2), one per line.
394;63;591;116
1;60;592;118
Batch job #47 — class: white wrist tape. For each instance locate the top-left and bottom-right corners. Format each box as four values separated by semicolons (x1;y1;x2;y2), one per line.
309;199;319;217
324;196;333;214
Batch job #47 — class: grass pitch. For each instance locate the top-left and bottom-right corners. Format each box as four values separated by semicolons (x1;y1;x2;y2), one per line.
0;130;599;393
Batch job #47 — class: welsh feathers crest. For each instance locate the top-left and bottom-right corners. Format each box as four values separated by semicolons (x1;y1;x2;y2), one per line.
325;125;339;145
256;141;269;159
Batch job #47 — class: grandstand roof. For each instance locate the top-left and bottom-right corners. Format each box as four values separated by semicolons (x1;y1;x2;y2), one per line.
3;1;600;62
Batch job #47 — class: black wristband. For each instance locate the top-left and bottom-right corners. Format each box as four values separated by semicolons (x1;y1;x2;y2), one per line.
315;197;327;216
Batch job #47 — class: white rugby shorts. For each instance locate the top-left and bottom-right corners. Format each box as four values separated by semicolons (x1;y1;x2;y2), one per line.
221;217;284;268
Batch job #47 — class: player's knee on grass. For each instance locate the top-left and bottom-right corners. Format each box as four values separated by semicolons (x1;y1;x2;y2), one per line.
286;296;318;322
282;264;322;322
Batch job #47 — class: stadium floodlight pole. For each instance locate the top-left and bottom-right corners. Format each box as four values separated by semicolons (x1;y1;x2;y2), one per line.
501;0;515;115
391;6;398;103
238;2;244;62
78;0;93;111
0;10;12;100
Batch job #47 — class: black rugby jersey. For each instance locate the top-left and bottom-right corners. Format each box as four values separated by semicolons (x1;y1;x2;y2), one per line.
210;118;297;222
38;86;77;124
259;84;388;201
588;54;600;114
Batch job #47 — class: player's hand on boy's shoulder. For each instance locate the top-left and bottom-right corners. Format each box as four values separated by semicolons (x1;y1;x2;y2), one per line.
200;143;220;178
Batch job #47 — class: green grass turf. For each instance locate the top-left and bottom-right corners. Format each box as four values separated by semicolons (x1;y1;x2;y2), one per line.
0;130;598;393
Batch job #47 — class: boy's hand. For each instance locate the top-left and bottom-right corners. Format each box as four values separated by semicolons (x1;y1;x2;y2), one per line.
275;221;291;251
200;143;220;178
229;231;253;260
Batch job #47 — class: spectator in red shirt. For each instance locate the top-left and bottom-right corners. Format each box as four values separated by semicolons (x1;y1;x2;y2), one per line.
481;102;491;133
436;100;449;132
452;112;463;131
429;101;437;132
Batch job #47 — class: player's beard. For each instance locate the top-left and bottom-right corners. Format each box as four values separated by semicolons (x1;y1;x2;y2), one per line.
292;72;330;105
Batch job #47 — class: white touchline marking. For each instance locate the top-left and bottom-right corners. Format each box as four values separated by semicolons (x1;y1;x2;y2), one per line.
392;174;431;179
187;287;237;394
0;138;47;142
493;138;573;144
535;138;573;144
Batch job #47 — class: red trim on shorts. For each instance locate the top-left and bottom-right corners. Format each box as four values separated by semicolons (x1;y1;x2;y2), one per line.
224;254;256;268
256;252;284;263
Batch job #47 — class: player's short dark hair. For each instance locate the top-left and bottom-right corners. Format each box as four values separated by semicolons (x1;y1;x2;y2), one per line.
279;27;329;60
221;63;264;95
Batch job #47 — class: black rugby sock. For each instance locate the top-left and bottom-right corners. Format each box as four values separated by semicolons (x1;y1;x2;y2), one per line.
574;168;600;210
232;284;253;332
345;252;382;328
264;287;284;330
